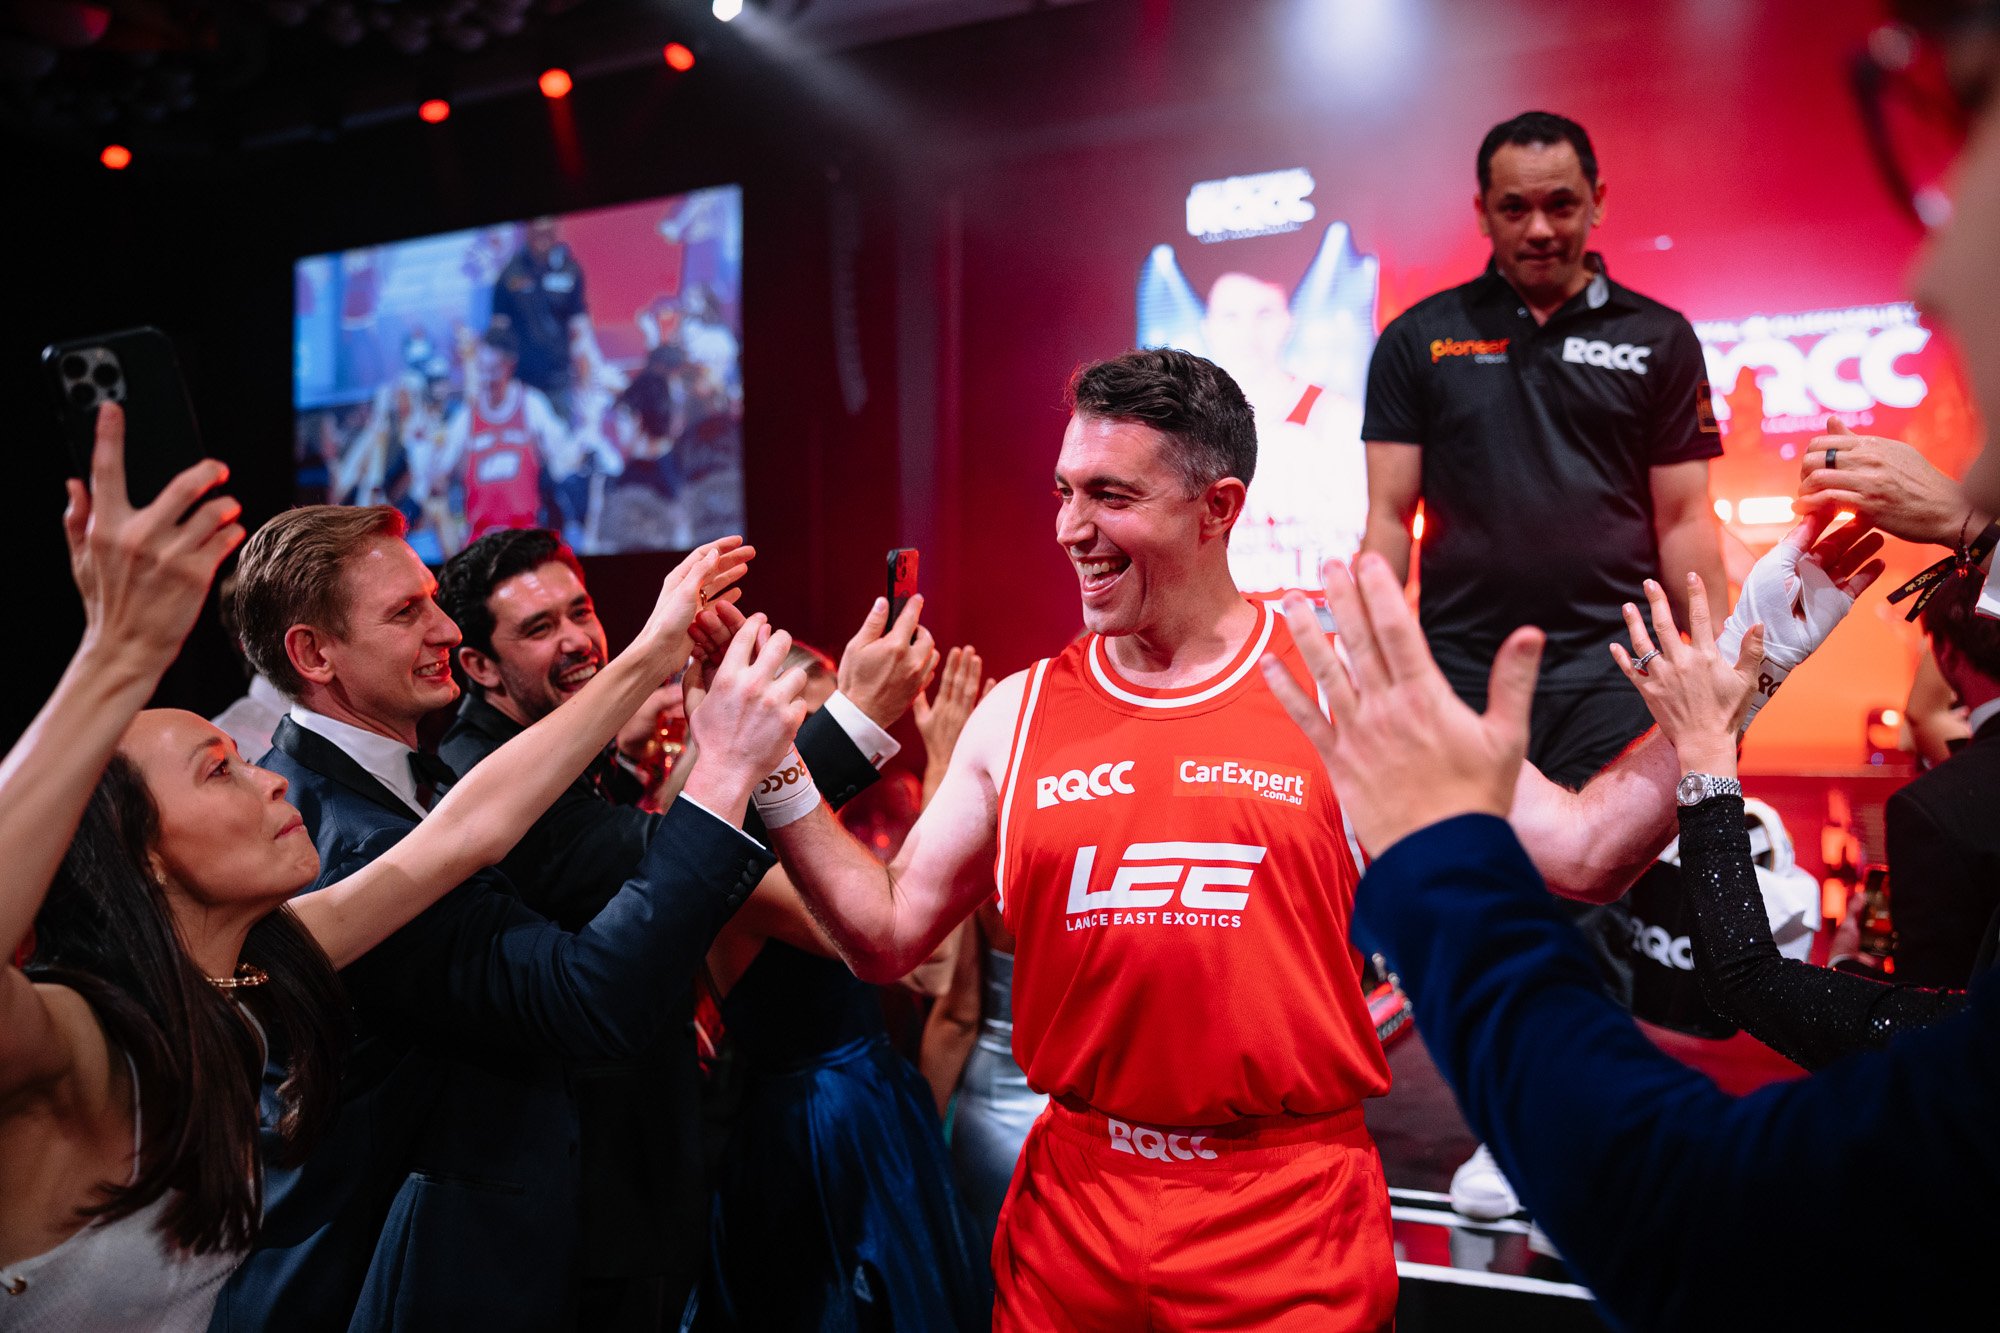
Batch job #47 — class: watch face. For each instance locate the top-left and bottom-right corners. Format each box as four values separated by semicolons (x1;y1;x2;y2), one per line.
1677;774;1705;805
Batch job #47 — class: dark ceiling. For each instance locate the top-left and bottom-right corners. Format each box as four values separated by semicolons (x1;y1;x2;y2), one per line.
0;0;1093;159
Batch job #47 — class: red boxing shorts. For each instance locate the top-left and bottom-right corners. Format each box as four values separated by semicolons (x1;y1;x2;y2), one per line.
992;1100;1397;1332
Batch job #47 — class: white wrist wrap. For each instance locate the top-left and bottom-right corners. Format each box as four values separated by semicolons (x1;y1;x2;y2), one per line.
1718;523;1864;728
751;745;819;829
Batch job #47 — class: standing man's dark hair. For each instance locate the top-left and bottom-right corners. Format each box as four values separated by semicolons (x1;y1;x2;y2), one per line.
481;325;521;363
1066;348;1258;497
437;528;586;691
1477;111;1599;193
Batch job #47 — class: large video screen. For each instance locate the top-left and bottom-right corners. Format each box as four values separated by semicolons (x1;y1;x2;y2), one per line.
294;185;743;562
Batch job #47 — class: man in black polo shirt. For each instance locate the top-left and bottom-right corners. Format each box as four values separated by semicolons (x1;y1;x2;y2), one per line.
1360;109;1726;1225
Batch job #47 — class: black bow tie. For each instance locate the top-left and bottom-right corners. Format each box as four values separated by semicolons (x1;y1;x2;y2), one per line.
409;751;458;810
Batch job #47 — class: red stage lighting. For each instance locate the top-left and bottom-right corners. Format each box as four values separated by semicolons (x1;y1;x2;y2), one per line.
539;67;573;99
100;144;131;170
418;98;451;124
664;42;696;71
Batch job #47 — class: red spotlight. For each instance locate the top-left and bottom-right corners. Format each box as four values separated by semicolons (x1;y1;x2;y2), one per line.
538;67;573;99
100;144;132;170
663;42;696;71
418;98;451;124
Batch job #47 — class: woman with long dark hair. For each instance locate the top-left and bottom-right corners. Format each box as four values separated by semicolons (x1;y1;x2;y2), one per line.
0;406;756;1329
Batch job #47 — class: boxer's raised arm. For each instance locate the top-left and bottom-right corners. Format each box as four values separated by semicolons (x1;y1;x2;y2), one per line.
770;672;1022;983
1507;730;1680;904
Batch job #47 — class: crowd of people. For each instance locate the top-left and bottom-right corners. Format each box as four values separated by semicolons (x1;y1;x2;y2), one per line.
5;2;2000;1331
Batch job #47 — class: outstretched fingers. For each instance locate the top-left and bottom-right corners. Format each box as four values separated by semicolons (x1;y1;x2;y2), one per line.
1354;554;1436;684
1321;559;1387;697
1279;590;1356;723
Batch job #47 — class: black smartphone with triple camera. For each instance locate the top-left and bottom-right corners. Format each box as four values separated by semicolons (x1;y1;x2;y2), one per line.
887;547;920;629
43;326;208;509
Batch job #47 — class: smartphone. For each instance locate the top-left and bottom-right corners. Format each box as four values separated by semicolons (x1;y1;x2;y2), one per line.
886;547;920;630
43;327;208;510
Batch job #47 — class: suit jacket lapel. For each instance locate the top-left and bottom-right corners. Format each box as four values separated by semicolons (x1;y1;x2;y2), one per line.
271;717;419;819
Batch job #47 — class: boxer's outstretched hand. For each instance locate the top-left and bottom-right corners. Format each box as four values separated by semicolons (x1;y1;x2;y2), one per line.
1262;554;1544;857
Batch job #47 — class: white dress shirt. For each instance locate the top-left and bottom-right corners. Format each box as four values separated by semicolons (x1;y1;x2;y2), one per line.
821;690;901;769
288;705;429;817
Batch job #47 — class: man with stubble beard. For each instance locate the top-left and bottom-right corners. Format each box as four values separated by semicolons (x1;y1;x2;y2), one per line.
434;527;936;1327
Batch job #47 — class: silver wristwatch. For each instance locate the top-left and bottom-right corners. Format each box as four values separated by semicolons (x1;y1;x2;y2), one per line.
1675;772;1743;807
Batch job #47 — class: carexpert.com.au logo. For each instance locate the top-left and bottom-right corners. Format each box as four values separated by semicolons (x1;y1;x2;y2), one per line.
1174;757;1309;808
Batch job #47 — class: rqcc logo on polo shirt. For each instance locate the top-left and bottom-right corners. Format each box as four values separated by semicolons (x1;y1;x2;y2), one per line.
1563;337;1651;374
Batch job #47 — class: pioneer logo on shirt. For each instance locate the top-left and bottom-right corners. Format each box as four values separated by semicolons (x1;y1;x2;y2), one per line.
1036;761;1137;808
1430;337;1510;364
1062;841;1265;931
1175;757;1309;808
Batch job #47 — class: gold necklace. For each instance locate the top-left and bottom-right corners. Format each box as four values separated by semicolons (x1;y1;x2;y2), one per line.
207;963;269;991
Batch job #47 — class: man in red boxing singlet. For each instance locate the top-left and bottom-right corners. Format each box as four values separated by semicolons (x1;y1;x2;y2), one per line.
740;348;1705;1329
433;326;577;548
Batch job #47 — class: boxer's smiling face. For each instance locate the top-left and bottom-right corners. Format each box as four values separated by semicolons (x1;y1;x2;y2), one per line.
1055;414;1212;638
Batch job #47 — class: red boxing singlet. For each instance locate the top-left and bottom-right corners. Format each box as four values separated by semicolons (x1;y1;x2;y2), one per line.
463;383;543;538
994;600;1391;1127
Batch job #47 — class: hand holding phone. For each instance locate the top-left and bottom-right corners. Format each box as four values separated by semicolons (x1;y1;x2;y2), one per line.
887;548;920;631
44;326;209;511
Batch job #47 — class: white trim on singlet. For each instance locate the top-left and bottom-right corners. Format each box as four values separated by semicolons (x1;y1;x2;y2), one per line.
993;659;1051;915
1086;601;1277;710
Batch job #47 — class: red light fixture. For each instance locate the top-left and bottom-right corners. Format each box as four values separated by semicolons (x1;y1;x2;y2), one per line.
100;143;131;170
538;67;573;99
663;42;696;71
418;98;451;124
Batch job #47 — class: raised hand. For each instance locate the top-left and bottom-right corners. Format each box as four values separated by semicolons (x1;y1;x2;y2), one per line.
635;536;754;670
63;401;243;673
1261;554;1544;857
913;645;991;773
1716;513;1884;720
688;598;749;667
1611;574;1763;774
1796;419;1980;546
838;595;939;728
686;613;811;794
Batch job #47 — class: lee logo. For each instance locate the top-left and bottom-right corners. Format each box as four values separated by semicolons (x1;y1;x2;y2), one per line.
1562;337;1651;374
1109;1118;1218;1162
1037;761;1136;809
1065;841;1265;914
1431;337;1509;364
1176;757;1309;807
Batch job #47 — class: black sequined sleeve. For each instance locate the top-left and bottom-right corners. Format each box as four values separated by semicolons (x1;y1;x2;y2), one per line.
1676;794;1966;1071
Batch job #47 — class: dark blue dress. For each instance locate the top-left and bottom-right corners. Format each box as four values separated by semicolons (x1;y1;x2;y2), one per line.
686;942;991;1331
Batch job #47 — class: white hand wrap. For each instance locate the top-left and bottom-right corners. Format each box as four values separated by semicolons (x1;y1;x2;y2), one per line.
1717;523;1863;727
751;745;820;830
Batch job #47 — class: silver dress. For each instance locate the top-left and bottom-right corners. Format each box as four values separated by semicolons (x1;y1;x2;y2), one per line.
948;947;1049;1252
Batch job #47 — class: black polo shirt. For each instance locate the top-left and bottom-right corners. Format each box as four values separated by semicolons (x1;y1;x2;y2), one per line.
491;243;590;394
1361;256;1720;695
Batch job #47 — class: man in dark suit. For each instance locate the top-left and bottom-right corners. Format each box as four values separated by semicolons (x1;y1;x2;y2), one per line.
208;505;801;1332
433;527;933;1327
1889;567;2000;985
